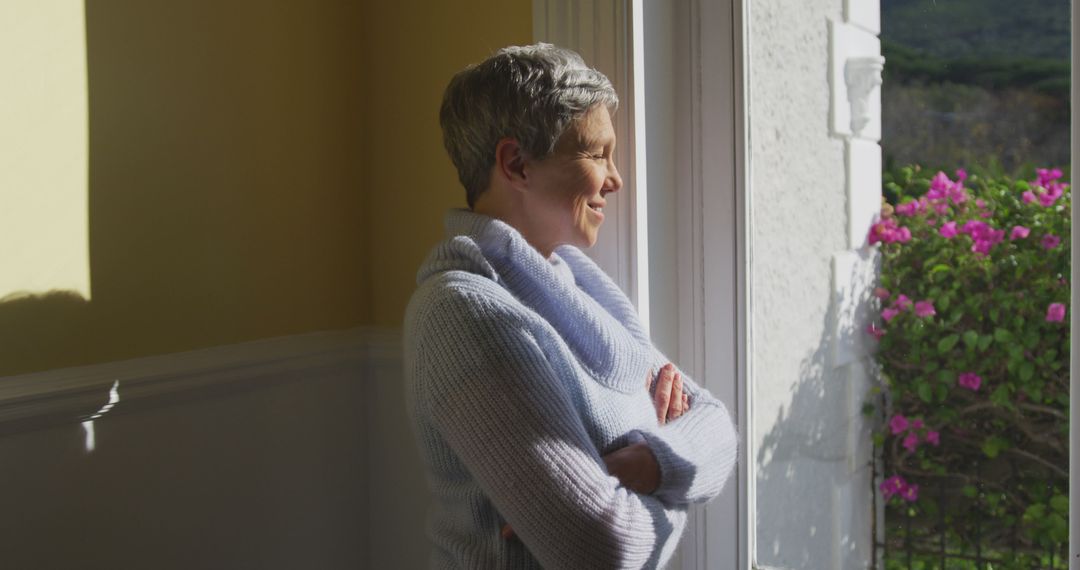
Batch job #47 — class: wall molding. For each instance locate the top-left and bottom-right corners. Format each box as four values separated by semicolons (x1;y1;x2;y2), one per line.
0;327;401;434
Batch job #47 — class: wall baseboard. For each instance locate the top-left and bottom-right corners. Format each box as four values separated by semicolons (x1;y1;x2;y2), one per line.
0;327;401;434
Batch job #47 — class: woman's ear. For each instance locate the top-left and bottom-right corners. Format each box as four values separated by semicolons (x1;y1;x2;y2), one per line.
494;137;528;191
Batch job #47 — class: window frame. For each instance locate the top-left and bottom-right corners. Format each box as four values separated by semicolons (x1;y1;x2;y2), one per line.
533;1;750;568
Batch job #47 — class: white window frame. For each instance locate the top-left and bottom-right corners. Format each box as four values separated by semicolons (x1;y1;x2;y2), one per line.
533;1;750;568
532;0;652;331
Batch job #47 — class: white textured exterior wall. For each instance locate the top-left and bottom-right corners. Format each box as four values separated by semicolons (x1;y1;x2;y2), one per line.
749;0;879;568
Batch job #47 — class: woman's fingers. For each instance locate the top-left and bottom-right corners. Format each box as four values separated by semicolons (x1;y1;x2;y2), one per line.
654;364;675;424
668;372;684;420
649;364;691;424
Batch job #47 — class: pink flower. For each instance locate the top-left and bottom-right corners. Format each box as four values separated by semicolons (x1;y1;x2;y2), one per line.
911;419;924;430
1046;303;1066;322
975;198;986;209
903;432;920;452
962;221;1004;255
972;237;996;255
1036;168;1063;186
880;475;906;500
900;483;919;502
949;189;968;205
1042;234;1060;250
1038;189;1061;207
896;227;912;243
958;372;982;391
914;301;936;318
868;219;898;245
873;287;891;300
938;221;958;238
925;431;940;446
926;172;953;200
894;295;912;310
1022;191;1037;204
1010;226;1030;240
955;169;968;182
961;220;988;236
894;200;925;217
866;322;885;341
889;414;909;435
882;307;900;322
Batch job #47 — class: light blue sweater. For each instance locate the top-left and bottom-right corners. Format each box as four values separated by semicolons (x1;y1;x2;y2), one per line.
404;209;738;569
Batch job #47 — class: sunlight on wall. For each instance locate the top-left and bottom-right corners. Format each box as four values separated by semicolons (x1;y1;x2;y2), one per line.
0;0;90;301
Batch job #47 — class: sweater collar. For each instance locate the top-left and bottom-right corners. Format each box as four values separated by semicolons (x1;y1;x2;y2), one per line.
442;209;650;393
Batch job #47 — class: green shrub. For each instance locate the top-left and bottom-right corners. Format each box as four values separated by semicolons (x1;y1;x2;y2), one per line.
871;165;1070;568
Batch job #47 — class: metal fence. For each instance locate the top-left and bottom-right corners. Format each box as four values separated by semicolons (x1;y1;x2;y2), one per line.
874;457;1069;570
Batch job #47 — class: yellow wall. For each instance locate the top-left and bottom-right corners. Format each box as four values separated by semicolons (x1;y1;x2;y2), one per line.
360;2;533;327
0;1;369;376
0;1;532;376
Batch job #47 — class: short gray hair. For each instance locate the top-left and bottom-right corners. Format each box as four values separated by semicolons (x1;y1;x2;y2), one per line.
439;43;619;208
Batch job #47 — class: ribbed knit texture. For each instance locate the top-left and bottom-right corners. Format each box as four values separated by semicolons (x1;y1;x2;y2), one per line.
403;209;738;569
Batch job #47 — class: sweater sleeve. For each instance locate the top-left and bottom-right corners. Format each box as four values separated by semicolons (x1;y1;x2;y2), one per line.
635;353;739;507
412;286;684;570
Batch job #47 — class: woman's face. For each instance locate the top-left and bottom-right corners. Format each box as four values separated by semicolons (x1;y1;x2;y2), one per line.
525;105;623;252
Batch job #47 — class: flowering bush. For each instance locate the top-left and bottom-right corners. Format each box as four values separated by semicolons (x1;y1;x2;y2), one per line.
870;166;1070;567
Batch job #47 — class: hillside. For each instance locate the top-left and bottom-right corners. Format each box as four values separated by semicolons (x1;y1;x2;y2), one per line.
882;0;1070;61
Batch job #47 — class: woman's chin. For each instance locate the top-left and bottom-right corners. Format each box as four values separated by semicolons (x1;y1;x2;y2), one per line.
578;229;600;249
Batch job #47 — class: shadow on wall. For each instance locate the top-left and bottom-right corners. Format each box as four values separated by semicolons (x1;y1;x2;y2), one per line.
0;1;369;377
754;254;880;569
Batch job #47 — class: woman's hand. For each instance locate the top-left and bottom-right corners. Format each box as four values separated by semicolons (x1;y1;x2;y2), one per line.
501;441;661;540
647;363;689;425
601;440;661;494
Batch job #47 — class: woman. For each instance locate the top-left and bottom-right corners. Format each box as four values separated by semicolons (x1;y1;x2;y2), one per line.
404;43;738;569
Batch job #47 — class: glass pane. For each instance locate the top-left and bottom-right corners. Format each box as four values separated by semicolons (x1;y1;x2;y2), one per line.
876;1;1071;567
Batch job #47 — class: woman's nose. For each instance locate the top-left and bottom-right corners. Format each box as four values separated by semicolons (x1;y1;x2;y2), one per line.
607;162;623;194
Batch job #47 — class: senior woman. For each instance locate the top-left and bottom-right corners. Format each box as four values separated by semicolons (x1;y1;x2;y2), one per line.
404;43;738;569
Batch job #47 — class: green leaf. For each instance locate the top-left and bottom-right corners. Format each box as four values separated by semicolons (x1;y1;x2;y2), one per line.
936;370;956;385
994;327;1013;343
1048;513;1068;542
1026;386;1042;402
981;436;1010;459
990;385;1012;408
962;330;979;349
937;334;960;354
977;334;993;352
917;382;933;403
935;384;948;402
962;485;978;498
1023;503;1046;523
1050;495;1069;514
990;308;1000;323
1019;361;1035;382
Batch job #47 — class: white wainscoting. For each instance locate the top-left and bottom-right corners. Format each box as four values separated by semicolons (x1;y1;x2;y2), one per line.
0;328;428;569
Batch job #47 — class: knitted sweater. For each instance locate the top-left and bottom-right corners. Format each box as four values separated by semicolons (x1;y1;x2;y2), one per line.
403;209;738;569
